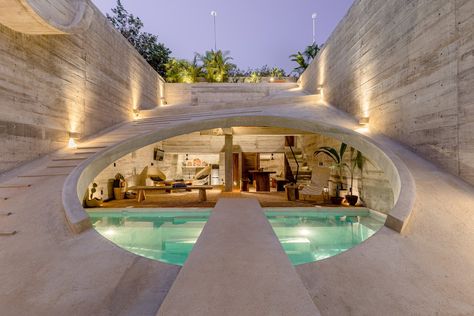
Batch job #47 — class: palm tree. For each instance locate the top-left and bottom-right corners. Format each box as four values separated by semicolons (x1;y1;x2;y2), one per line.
197;50;236;82
303;43;320;61
289;52;308;75
290;43;321;76
186;56;203;83
345;148;364;196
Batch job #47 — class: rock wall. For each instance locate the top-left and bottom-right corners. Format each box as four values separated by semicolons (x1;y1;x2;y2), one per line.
0;2;164;174
300;0;474;185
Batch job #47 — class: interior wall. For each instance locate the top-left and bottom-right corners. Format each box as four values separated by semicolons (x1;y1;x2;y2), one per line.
0;3;164;174
300;0;474;186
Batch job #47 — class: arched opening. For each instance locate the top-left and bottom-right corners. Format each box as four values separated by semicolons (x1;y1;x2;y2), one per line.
62;115;415;264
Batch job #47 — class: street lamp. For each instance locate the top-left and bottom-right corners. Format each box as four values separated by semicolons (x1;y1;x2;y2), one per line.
312;13;317;44
211;11;217;51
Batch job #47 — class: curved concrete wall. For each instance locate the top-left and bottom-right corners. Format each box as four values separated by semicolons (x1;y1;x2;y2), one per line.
62;115;415;234
0;0;94;34
300;0;474;186
0;1;164;174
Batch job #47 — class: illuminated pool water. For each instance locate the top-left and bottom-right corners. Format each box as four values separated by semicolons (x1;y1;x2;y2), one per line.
88;208;385;266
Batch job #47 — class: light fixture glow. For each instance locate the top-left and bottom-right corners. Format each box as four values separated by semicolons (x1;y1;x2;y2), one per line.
103;228;116;237
68;137;78;149
299;228;312;237
355;126;370;134
133;108;141;120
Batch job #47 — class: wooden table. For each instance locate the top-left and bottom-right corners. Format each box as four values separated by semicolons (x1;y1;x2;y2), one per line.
249;171;276;192
128;185;213;202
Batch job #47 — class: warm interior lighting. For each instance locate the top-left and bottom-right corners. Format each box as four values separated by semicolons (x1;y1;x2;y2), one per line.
68;137;78;149
355;126;370;134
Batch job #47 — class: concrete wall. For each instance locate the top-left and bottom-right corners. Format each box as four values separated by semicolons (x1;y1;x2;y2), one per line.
300;0;474;185
0;2;164;174
164;83;297;106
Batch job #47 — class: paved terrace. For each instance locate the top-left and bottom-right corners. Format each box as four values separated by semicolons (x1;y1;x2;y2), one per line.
0;89;473;315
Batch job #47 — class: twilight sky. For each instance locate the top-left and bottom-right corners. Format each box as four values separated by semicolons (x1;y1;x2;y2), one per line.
92;0;354;73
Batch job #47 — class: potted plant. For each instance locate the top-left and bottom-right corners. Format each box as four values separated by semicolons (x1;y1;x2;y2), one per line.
113;173;125;200
344;148;365;206
314;143;348;205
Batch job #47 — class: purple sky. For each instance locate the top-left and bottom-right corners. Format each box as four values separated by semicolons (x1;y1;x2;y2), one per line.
92;0;354;73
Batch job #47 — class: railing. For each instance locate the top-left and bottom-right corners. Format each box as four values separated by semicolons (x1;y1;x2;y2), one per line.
288;146;300;184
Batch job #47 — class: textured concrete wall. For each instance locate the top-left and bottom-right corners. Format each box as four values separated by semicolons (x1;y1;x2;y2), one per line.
0;4;164;174
300;0;474;185
164;83;297;106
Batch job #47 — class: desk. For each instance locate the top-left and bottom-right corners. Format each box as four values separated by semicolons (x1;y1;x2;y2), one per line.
249;171;276;192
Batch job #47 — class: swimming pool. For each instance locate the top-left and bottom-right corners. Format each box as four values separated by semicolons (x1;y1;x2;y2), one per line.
88;208;385;266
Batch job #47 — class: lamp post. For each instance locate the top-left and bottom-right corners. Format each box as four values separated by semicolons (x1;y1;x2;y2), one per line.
211;11;217;51
312;13;317;44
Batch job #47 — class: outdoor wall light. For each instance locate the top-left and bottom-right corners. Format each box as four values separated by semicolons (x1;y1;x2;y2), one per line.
133;108;141;119
359;116;370;125
68;137;78;149
67;132;80;149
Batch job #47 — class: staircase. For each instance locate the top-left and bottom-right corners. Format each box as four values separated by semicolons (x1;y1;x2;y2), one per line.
284;146;312;186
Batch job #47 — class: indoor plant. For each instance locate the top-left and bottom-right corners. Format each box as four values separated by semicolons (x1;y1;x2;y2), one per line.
314;143;347;205
344;148;365;206
113;173;126;200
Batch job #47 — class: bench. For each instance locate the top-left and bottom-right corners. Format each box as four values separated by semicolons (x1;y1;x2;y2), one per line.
128;185;214;203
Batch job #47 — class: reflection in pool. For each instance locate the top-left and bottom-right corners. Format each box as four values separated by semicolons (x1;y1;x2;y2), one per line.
88;208;385;266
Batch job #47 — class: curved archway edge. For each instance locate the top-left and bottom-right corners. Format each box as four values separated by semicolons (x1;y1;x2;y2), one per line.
62;115;415;234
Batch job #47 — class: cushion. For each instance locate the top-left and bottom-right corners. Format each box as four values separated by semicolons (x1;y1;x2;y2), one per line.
195;166;211;180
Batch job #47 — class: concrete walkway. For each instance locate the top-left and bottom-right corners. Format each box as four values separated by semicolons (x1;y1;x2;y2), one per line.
157;198;320;316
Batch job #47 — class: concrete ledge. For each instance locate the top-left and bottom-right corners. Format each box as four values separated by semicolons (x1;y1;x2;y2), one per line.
0;0;94;34
62;114;416;234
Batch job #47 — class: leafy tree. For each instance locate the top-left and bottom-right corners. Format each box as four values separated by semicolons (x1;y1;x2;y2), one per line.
107;0;171;77
197;50;236;83
303;43;320;60
229;65;286;79
289;52;309;75
165;56;203;83
270;67;285;79
290;43;321;76
165;59;191;83
245;72;261;83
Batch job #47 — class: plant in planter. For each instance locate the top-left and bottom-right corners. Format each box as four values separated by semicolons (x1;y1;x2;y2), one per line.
314;143;348;205
344;148;365;206
113;173;126;200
